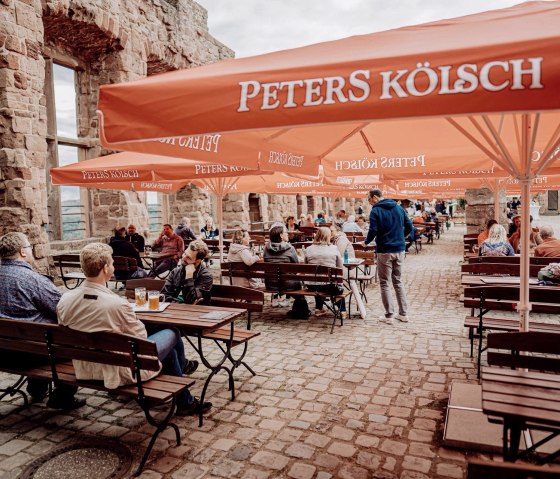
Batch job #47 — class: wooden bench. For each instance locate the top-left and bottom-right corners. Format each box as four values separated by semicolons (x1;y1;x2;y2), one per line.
483;332;560;465
52;254;85;289
221;262;350;333
468;459;560;478
467;256;560;266
461;262;543;277
463;285;560;377
0;317;194;476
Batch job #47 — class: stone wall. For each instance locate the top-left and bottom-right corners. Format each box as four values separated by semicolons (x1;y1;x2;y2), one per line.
0;0;232;273
465;187;507;234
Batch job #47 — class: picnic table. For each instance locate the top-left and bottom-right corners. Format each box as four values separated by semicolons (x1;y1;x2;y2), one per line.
140;251;176;278
136;302;251;426
482;367;560;464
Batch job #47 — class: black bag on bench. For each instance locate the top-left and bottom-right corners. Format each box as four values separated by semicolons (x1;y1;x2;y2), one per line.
288;296;310;319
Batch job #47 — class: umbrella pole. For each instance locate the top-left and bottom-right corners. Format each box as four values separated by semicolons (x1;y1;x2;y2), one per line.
217;192;224;285
518;178;531;332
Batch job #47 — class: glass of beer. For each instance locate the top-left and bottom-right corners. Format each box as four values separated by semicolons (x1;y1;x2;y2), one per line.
148;291;165;311
135;287;146;306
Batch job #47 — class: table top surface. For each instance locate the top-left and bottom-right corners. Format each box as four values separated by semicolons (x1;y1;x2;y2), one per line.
140;251;176;260
462;275;540;286
481;367;560;427
136;302;246;333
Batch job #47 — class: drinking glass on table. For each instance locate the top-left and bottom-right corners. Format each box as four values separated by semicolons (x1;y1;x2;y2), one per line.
148;291;165;311
135;287;147;306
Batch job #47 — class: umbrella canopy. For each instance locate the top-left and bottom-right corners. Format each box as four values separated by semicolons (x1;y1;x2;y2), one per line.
97;1;560;332
50;152;270;187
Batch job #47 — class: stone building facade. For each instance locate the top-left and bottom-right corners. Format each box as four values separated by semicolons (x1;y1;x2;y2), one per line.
0;0;341;275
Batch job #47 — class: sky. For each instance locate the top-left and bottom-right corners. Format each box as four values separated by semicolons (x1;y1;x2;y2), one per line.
196;0;523;58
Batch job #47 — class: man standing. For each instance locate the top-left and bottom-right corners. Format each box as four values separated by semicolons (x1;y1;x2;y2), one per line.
150;224;184;277
125;224;145;252
175;217;197;243
0;232;85;409
57;243;210;416
365;189;413;324
534;225;560;257
162;240;213;304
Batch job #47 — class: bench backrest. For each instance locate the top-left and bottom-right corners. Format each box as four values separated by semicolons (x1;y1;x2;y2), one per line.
113;256;138;279
210;284;264;313
0;318;160;372
52;254;82;269
487;331;560;373
125;278;166;299
467;256;560;265
221;261;344;286
461;263;542;277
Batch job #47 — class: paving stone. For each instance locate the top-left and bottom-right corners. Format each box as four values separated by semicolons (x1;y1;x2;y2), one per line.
326;441;356;458
172;463;209;479
436;462;464;478
0;439;33;456
250;451;289;470
287;462;316;479
285;442;315;459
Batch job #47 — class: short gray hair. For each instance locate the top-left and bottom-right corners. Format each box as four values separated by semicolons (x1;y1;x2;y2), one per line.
0;232;28;259
539;224;554;240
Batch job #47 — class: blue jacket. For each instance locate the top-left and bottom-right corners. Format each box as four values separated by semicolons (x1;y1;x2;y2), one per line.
365;199;413;253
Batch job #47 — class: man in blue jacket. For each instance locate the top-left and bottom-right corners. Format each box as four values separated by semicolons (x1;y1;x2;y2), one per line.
365;189;413;324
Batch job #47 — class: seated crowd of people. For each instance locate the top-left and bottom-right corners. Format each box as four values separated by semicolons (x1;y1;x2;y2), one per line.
476;213;560;257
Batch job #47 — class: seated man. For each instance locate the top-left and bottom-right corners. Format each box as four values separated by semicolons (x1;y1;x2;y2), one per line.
175;217;197;243
150;224;185;277
109;226;148;278
162;240;213;304
534;225;560;257
125;224;145;252
0;232;84;409
57;243;210;416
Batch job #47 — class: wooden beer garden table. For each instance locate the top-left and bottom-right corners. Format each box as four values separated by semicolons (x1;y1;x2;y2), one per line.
136;302;248;426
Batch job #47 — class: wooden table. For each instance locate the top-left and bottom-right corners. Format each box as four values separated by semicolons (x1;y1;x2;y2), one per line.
137;302;248;426
482;367;560;464
461;275;540;286
140;251;176;278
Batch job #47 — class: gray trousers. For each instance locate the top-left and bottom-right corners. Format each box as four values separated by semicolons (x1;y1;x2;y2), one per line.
377;252;408;317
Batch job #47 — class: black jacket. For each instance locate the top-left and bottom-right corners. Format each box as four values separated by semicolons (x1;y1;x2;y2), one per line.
161;262;213;305
125;232;145;252
263;242;300;292
109;237;143;277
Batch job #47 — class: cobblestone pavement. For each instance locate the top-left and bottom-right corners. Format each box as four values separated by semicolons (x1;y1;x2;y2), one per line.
0;220;558;478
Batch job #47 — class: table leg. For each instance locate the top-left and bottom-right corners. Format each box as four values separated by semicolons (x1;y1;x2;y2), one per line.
184;323;236;427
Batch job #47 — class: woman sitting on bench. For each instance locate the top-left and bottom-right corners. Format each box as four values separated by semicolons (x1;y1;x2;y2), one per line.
479;224;515;257
304;227;347;319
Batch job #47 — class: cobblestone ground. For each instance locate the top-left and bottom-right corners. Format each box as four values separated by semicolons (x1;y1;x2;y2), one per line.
0;219;558;479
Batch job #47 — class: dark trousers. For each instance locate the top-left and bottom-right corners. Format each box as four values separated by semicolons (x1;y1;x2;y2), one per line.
0;351;77;401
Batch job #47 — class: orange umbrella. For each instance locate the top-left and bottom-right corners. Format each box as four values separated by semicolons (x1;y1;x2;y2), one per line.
50;151;266;186
97;2;560;331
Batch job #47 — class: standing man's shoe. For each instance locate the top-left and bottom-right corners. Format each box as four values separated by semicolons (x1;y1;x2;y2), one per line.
396;314;409;322
378;316;394;324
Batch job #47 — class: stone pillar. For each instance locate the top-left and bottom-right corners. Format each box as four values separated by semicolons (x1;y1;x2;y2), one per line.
465;187;507;234
0;1;51;272
223;193;250;229
267;194;297;222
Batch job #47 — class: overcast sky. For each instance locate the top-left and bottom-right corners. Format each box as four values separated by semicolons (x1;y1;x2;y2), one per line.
197;0;525;58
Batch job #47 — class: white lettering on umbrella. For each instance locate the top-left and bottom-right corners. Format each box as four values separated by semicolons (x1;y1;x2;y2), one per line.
140;182;173;190
193;164;251;175
81;169;140;180
403;180;452;188
159;134;221;153
268;151;305;168
237;58;544;110
334;155;425;171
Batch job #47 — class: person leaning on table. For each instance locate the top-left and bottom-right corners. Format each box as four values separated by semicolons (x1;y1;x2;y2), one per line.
161;239;213;305
57;242;211;416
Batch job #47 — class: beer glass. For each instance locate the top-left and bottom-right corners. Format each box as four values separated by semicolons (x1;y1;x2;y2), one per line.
135;287;147;306
148;291;165;311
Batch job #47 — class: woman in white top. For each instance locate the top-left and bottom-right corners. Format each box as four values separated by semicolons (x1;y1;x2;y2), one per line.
304;227;347;318
330;224;355;260
226;229;264;289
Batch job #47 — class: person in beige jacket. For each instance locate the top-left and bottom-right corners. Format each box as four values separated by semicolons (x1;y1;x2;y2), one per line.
57;243;211;416
226;229;264;289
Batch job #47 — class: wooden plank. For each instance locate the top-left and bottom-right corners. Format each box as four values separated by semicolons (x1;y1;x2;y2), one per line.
468;459;560;479
483;367;560;384
482;400;560;425
484;383;560;402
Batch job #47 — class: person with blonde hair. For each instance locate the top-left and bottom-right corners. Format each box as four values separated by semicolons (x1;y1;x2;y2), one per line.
479;223;515;257
227;229;263;289
304;227;347;319
200;217;219;240
58;243;210;416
